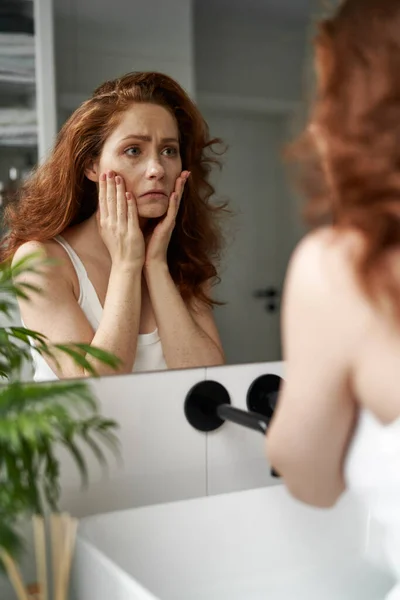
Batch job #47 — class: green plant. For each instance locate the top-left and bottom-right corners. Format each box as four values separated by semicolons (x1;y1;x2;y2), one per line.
0;252;122;571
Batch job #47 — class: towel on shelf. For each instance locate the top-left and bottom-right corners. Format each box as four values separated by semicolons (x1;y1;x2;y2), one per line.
0;110;38;146
0;33;37;146
0;32;35;81
0;32;35;51
0;136;37;147
0;124;37;136
0;134;38;146
0;108;37;126
0;55;35;78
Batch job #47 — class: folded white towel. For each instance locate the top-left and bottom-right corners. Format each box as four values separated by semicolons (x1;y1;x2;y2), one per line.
0;109;37;126
0;33;35;48
0;136;37;147
0;56;35;75
0;124;37;137
0;72;35;84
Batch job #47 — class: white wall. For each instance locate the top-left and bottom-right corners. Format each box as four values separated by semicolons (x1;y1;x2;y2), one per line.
194;5;308;104
53;0;195;118
53;1;309;115
194;6;309;358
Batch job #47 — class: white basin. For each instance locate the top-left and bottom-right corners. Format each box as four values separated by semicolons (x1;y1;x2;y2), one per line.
71;485;395;600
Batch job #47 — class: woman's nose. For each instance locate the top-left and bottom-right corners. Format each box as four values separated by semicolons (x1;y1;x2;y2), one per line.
146;158;165;179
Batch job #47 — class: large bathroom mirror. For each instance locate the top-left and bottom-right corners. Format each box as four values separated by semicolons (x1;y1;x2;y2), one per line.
0;0;318;381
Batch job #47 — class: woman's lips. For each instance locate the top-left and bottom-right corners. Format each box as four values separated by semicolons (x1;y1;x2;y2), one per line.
140;190;167;197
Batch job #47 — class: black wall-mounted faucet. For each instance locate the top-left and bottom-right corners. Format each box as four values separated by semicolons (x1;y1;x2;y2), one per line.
184;374;283;478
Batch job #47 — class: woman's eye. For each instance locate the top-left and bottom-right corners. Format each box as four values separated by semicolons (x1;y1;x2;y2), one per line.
125;147;141;156
163;147;178;157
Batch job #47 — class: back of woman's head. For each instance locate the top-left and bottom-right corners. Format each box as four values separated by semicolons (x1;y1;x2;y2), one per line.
2;72;227;305
289;0;400;319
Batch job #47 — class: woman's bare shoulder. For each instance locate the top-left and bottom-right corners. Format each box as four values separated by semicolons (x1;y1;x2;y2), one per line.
11;239;76;290
12;239;67;263
284;227;373;341
288;226;367;289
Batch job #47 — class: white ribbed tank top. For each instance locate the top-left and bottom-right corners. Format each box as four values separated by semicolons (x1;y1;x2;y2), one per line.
26;235;167;382
345;409;400;599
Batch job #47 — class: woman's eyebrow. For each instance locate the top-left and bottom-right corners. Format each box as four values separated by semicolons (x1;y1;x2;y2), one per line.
120;134;179;143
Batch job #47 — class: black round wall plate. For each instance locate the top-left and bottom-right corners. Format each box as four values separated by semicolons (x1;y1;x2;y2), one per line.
246;374;283;422
184;380;231;432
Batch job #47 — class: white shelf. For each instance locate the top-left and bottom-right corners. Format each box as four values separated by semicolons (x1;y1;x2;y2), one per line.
0;31;36;94
0;0;56;161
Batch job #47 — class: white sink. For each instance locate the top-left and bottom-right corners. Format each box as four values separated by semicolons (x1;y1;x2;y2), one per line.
71;485;395;600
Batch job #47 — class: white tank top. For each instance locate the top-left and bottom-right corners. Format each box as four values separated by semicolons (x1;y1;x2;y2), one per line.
26;235;167;382
345;409;400;598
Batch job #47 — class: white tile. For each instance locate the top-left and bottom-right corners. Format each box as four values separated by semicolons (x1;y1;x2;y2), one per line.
58;367;208;518
205;361;285;495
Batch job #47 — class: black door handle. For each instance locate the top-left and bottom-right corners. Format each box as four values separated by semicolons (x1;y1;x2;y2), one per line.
253;287;281;313
253;287;280;299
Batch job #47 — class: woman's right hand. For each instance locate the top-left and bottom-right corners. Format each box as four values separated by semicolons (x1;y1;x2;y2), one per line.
97;170;145;269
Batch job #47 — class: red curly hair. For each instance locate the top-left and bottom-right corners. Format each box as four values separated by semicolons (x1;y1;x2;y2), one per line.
1;72;228;306
288;0;400;319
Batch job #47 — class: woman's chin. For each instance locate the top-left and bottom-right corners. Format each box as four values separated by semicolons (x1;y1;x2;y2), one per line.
137;200;168;220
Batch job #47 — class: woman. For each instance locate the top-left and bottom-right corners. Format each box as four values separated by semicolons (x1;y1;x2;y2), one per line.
1;72;226;381
267;0;400;594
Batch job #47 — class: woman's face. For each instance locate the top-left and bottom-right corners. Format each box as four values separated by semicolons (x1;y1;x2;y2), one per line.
89;103;183;219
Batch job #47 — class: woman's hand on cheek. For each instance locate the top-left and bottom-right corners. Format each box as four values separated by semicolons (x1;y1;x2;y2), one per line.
97;171;146;269
144;171;190;269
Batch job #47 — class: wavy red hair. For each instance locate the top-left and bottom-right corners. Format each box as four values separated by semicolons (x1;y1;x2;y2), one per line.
288;0;400;319
1;72;228;306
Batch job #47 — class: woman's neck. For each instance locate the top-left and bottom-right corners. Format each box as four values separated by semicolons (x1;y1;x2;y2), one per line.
62;212;150;260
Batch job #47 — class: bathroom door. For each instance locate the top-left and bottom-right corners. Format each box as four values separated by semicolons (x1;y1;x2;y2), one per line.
203;109;302;364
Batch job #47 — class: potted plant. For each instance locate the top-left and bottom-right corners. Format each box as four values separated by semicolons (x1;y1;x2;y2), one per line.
0;252;122;600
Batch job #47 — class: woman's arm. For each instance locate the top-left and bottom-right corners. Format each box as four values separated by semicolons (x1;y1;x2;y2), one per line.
266;231;359;508
13;240;143;378
145;263;225;368
143;170;224;368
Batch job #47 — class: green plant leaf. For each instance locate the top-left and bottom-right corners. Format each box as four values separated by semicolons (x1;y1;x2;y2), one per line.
54;343;121;374
0;380;96;415
5;327;48;345
59;432;89;488
41;441;60;511
0;252;122;563
0;521;25;567
69;343;122;369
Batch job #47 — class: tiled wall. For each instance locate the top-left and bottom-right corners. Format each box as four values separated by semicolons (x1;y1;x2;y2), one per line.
58;361;285;518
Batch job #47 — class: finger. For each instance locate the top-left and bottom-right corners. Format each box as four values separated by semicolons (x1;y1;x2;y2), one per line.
176;191;183;215
174;173;186;198
175;171;190;204
174;173;186;211
97;172;108;219
126;192;140;232
166;192;179;224
106;170;117;220
115;175;127;223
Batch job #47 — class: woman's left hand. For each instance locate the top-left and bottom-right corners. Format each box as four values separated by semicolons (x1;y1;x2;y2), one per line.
144;171;190;268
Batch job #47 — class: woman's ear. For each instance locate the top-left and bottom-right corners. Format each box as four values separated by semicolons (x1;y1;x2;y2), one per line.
85;160;100;182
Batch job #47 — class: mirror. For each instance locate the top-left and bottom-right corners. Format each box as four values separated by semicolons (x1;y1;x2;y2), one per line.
0;0;317;382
